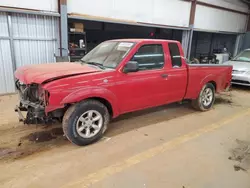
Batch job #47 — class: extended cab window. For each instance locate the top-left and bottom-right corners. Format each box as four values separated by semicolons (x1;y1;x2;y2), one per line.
168;43;182;67
131;44;164;71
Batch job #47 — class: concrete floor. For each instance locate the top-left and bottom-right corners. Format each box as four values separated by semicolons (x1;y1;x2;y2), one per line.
0;87;250;188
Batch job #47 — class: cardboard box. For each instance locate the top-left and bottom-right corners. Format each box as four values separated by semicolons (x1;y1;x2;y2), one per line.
73;23;84;32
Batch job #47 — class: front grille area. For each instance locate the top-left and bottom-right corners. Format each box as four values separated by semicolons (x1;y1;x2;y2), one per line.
232;79;250;84
232;70;246;74
16;80;40;102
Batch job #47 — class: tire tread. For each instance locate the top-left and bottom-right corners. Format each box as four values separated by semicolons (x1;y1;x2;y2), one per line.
62;100;110;146
191;83;215;111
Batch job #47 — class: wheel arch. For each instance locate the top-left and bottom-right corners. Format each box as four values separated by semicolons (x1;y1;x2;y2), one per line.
60;87;120;118
208;80;217;91
200;74;217;92
86;97;113;118
191;81;216;111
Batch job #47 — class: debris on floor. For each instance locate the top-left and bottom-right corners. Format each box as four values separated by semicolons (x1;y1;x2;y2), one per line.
21;128;64;143
215;92;235;106
0;147;32;160
229;139;250;172
0;127;66;161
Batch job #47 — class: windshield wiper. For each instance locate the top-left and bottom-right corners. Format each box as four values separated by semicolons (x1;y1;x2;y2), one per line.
80;60;106;69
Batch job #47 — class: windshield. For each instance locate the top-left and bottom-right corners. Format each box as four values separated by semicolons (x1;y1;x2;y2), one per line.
233;50;250;62
81;41;135;69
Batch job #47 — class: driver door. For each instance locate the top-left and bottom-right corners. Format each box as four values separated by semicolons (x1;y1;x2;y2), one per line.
115;43;169;113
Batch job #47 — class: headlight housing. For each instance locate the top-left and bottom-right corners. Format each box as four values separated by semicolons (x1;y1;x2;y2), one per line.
38;87;50;106
44;90;50;106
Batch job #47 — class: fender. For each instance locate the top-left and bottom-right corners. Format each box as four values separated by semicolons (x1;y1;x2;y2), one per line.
61;86;120;117
186;74;217;100
200;74;216;88
198;74;217;93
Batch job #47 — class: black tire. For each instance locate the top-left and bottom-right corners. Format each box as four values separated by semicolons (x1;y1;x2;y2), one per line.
192;83;215;111
62;100;110;146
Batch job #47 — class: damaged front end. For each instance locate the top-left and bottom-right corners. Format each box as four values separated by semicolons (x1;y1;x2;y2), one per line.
15;80;51;124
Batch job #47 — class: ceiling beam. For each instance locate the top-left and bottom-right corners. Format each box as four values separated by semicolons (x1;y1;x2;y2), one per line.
197;1;249;15
189;0;197;26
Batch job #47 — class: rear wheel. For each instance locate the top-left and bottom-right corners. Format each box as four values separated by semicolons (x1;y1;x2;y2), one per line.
62;100;110;146
192;83;215;111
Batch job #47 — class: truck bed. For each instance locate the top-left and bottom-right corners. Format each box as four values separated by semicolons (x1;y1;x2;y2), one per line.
185;64;232;99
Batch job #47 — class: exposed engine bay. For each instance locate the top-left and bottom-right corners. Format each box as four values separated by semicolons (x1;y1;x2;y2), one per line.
15;80;55;124
16;81;43;103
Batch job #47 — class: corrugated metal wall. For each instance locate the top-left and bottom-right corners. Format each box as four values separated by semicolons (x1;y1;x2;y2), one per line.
12;13;60;68
0;12;59;95
0;12;15;94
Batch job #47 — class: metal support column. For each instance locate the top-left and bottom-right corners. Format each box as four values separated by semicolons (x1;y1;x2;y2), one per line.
59;0;68;56
187;27;194;60
241;32;250;50
209;33;214;54
7;13;16;72
234;34;243;57
186;0;197;60
182;30;190;58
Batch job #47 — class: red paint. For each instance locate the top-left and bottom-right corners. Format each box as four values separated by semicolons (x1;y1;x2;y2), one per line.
15;39;232;118
15;62;100;84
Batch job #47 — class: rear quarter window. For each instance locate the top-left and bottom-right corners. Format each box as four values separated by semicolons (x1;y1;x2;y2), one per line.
168;43;182;67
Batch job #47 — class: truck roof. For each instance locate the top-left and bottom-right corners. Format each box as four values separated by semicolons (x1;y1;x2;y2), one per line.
108;38;179;43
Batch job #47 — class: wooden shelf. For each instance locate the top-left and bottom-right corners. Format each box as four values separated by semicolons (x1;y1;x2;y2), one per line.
69;32;86;35
69;48;86;51
70;55;84;58
68;30;87;61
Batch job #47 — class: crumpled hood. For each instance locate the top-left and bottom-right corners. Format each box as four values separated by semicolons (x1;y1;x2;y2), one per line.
224;60;250;71
15;62;101;84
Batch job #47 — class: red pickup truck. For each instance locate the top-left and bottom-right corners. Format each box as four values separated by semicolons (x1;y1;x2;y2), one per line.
15;39;232;146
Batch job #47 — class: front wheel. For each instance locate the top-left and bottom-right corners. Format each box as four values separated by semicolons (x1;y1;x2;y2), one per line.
62;100;110;146
192;83;215;111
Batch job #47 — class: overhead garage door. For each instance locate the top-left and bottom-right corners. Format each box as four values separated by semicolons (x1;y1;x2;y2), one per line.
211;33;236;56
69;19;184;52
0;12;60;95
190;31;237;59
190;32;212;58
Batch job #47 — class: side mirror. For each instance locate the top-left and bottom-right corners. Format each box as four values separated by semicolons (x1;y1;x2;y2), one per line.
123;61;139;73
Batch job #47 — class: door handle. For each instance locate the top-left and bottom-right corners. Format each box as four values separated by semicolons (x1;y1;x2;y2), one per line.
161;74;168;78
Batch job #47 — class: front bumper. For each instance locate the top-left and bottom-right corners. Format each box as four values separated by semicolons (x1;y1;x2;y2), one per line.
15;100;47;124
14;105;25;122
232;74;250;86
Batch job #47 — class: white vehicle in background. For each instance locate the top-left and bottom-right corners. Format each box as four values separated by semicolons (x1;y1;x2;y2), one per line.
224;49;250;86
